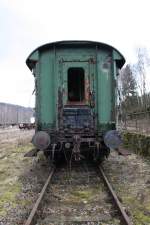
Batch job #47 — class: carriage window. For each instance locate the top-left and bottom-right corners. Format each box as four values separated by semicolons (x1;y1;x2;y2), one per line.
68;68;85;102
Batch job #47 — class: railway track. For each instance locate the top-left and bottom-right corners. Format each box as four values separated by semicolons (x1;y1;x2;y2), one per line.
24;161;133;225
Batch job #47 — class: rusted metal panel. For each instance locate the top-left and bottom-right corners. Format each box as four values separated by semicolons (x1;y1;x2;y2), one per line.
63;107;94;129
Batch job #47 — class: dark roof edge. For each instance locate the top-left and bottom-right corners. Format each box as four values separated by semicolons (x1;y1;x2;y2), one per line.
26;40;125;70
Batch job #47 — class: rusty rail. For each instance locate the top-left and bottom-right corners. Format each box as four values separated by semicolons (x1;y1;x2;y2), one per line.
24;166;55;225
98;165;133;225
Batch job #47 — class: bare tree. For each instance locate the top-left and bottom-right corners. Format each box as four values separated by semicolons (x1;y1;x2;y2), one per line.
119;64;138;112
134;47;150;110
120;64;137;99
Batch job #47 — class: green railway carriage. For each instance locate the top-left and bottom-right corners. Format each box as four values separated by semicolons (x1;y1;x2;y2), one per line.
26;41;125;161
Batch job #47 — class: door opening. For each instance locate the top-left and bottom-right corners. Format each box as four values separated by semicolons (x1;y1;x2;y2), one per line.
68;67;85;102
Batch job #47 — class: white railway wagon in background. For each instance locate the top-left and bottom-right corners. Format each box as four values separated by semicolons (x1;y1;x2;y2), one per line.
0;103;34;127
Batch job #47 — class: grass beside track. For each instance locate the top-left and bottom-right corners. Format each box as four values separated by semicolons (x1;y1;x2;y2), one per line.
123;131;150;157
0;141;33;216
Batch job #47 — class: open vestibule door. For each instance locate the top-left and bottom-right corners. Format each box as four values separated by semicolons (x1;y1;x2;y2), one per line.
59;59;96;130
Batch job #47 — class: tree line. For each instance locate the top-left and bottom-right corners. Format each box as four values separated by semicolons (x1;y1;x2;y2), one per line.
118;47;150;116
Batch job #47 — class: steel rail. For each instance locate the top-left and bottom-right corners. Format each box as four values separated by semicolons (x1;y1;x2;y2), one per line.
24;166;55;225
98;165;133;225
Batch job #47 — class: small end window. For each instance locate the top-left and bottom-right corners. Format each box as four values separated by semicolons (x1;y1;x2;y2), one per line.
68;68;85;102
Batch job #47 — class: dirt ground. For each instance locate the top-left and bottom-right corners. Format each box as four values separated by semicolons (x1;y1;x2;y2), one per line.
0;128;150;225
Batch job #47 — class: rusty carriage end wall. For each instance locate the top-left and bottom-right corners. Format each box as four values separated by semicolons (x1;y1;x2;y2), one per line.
122;132;150;156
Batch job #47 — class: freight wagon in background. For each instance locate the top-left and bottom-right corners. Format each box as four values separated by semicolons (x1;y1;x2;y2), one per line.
26;40;125;162
0;102;34;128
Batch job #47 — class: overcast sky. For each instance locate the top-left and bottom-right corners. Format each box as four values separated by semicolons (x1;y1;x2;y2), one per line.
0;0;150;107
